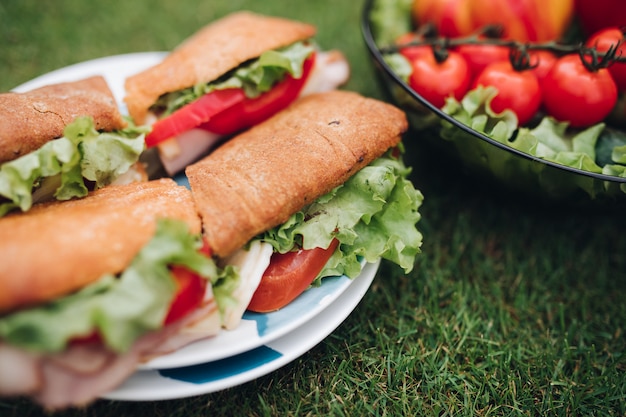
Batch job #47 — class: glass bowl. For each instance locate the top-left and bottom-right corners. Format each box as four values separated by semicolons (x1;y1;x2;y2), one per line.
361;0;626;208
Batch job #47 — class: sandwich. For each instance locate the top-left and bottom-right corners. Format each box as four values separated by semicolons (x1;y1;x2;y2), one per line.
186;90;424;318
0;178;237;409
0;76;148;217
0;90;424;409
124;11;350;175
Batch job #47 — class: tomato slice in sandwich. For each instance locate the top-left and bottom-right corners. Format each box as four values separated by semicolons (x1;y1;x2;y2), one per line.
71;240;213;345
247;238;339;313
164;238;212;324
145;53;316;147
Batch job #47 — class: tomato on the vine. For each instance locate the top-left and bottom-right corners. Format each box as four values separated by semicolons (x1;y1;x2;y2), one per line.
542;54;618;128
528;50;558;87
455;43;510;81
585;27;626;92
408;50;471;108
396;33;430;61
472;60;541;125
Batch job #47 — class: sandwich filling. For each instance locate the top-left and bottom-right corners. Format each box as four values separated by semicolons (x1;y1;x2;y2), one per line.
226;150;424;314
0;116;148;217
143;43;349;175
0;218;238;408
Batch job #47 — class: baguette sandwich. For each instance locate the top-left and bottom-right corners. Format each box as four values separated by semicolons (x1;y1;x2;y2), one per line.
0;179;237;409
187;90;424;318
0;76;149;217
0;91;424;409
124;11;350;175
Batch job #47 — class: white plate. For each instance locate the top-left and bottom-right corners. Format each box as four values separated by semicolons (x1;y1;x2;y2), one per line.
103;260;378;401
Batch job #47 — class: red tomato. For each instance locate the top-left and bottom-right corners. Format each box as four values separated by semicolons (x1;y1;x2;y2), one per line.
575;0;626;37
164;266;208;325
69;268;206;345
247;239;340;313
408;50;471;108
455;43;510;80
71;240;212;346
200;54;315;134
472;60;541;125
164;238;212;325
543;54;618;128
145;54;315;147
528;50;558;86
396;33;430;61
146;89;245;147
585;28;626;92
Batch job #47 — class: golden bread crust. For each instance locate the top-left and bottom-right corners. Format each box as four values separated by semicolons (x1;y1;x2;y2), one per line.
0;178;200;313
186;91;408;258
0;76;125;163
124;11;316;124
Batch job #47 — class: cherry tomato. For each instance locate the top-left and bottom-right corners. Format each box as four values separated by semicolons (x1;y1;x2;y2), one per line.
408;50;471;108
528;50;558;86
455;43;510;81
247;239;340;313
543;54;618;128
396;33;430;61
472;60;541;125
145;54;315;147
585;28;626;92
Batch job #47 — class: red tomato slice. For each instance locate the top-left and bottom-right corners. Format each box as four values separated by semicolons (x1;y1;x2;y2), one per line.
71;240;212;345
145;89;246;147
163;266;208;325
164;238;212;325
145;53;315;147
247;239;340;313
200;54;316;135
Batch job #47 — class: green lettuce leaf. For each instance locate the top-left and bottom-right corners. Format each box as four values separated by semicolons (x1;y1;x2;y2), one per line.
0;116;147;217
153;41;315;116
259;152;423;282
369;0;413;46
442;85;518;143
0;219;235;353
441;86;624;177
383;52;413;83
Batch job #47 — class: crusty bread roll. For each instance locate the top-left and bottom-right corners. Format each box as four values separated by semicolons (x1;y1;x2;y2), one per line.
0;76;126;163
0;178;200;313
186;91;408;258
124;11;316;124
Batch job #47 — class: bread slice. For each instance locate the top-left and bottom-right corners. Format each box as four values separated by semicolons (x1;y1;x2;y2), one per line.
124;11;316;124
0;76;126;163
186;91;408;258
0;178;200;313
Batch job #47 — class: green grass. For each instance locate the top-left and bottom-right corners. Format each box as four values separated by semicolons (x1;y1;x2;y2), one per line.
2;1;626;416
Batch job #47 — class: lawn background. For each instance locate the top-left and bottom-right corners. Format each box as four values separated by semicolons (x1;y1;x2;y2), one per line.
2;1;626;416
